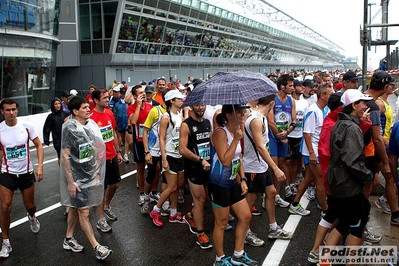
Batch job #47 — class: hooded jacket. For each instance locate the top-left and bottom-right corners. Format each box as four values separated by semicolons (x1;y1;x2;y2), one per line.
43;98;68;151
328;112;373;198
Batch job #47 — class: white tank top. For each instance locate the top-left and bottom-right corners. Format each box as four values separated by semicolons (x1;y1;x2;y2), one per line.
163;111;182;158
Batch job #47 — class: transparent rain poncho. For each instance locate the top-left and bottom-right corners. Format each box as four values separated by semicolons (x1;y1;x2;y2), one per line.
60;118;106;208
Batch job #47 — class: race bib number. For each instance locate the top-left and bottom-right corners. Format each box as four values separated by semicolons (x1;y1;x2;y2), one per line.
197;142;210;160
297;118;303;129
5;144;27;161
172;137;179;151
230;158;241;180
138;124;144;138
265;143;270;153
79;142;93;163
100;125;114;143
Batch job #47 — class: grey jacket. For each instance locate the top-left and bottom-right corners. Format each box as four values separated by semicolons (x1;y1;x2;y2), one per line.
328;112;373;198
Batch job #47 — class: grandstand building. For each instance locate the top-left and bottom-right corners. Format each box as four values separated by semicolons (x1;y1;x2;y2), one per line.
55;0;347;95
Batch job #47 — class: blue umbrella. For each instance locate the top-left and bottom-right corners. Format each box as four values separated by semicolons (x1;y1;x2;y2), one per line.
183;70;278;106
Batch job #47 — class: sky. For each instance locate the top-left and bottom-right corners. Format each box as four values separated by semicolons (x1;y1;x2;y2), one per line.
265;0;399;67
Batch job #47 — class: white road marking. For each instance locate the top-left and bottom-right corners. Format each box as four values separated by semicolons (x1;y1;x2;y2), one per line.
2;168;138;233
262;196;311;266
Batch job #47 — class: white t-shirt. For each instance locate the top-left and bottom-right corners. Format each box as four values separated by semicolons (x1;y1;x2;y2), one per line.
0;119;39;174
203;105;222;131
300;102;329;157
243;111;268;173
288;98;309;138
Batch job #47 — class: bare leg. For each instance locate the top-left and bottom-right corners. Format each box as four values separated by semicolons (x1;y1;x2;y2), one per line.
0;185;14;239
78;208;99;248
65;207;78;238
212;206;230;256
230;199;251;252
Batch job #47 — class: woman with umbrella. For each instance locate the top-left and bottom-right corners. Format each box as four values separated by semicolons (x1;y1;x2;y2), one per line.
209;104;258;266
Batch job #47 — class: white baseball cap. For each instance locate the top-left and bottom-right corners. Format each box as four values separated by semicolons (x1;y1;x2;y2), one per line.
164;90;184;102
70;89;78;96
341;89;372;106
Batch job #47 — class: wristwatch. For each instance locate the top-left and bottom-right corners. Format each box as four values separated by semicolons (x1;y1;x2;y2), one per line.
241;177;248;182
198;156;204;163
144;151;150;155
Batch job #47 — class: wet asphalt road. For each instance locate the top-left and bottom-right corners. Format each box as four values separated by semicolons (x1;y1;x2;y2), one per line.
1;146;397;266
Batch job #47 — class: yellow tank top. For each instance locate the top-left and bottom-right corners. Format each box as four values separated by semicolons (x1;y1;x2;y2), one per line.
379;97;393;140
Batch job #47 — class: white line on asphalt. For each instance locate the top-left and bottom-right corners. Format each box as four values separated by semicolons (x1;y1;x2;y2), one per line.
2;169;138;233
262;196;310;266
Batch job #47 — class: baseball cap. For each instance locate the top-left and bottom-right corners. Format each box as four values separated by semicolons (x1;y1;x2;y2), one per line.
113;85;121;92
62;91;71;98
328;92;343;111
145;85;155;93
70;89;78;96
177;84;186;91
164;90;184;102
343;71;361;81
341;89;372;106
294;80;303;87
370;71;394;85
222;104;251;114
302;79;315;87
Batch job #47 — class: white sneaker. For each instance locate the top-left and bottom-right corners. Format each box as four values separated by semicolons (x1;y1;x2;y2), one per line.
289;203;310;216
28;213;40;233
290;183;298;195
138;194;145;206
306;186;316;201
374;197;391;215
123;154;129;163
0;243;12;258
275;195;289;208
285;186;293;198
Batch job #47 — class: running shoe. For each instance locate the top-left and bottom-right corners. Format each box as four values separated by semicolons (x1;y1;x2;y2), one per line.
251;206;261;216
307;251;319;263
213;256;233;266
28;213;40;233
138;194;145;206
0;243;12;258
290;183;298;195
374;197;391;215
285;185;293;198
123;154;129;163
306;186;316;201
196;233;213;249
320;210;327;219
391;216;399;227
225;223;233;231
104;207;117;221
229;214;235;222
268;226;293;239
169;213;185;224
289;203;310;216
94;244;112;260
149;210;164;227
63;237;84;252
275;195;290;208
183;212;197;234
141;200;150;214
245;232;265;247
294;173;304;186
178;189;185;203
230;252;258;266
364;228;382;243
150;192;161;203
96;219;112;233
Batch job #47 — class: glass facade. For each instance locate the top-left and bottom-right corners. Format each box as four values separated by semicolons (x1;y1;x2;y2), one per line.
0;0;60;116
79;0;118;54
111;0;340;63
